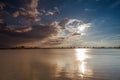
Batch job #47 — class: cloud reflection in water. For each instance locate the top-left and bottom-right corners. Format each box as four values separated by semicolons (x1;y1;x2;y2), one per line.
0;49;93;80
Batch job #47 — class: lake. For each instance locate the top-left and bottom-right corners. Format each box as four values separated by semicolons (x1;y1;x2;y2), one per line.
0;49;120;80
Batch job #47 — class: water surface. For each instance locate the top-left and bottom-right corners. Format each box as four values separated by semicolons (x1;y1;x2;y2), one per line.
0;49;120;80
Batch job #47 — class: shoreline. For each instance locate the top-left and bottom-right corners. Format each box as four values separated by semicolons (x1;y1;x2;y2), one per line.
0;47;120;50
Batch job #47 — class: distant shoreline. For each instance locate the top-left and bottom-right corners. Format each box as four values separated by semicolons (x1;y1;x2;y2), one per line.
0;47;120;50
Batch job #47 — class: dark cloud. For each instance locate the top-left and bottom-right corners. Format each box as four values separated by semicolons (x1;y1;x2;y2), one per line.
0;17;91;47
0;0;61;25
59;18;69;29
0;0;92;47
0;0;62;47
72;32;81;36
0;2;5;10
0;23;59;47
11;0;40;21
11;0;60;21
41;37;66;47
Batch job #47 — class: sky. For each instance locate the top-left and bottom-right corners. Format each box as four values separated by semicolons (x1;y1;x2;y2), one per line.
0;0;120;48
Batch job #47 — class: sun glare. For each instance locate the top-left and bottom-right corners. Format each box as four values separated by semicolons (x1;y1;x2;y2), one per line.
79;26;86;31
75;49;87;61
80;62;85;74
75;49;88;76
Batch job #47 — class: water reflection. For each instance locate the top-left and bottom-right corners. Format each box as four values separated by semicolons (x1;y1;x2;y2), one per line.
55;49;91;80
80;62;85;74
0;49;119;80
75;49;87;61
0;49;94;80
75;49;87;79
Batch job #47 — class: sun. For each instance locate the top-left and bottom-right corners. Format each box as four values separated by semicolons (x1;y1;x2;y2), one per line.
78;23;91;32
78;25;86;32
79;26;86;31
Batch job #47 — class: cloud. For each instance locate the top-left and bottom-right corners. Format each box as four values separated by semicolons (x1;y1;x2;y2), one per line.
45;7;60;16
58;19;91;37
59;18;70;29
40;37;65;47
0;0;61;22
0;0;62;47
12;0;40;21
0;18;92;47
40;19;92;47
28;0;38;10
0;22;59;47
0;2;5;10
12;1;60;21
0;10;92;48
0;19;5;24
0;0;92;47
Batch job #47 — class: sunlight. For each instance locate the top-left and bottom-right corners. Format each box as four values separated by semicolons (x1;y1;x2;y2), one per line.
75;49;88;76
77;23;91;32
75;49;87;61
78;26;85;32
79;62;86;79
80;62;85;74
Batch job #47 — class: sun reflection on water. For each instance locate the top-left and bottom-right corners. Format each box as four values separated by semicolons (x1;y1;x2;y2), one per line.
80;62;85;74
75;49;87;61
75;49;88;78
54;49;92;80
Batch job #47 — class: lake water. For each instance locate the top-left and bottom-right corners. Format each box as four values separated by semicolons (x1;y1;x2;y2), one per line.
0;49;120;80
